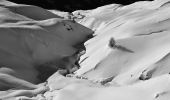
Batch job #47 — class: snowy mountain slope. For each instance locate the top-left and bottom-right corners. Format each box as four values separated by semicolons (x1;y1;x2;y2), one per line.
0;0;93;89
74;0;170;84
1;0;170;100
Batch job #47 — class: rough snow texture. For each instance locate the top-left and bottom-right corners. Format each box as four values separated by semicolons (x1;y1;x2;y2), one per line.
1;0;170;100
75;0;170;83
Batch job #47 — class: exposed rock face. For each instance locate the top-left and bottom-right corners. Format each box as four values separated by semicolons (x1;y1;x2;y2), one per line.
1;0;170;100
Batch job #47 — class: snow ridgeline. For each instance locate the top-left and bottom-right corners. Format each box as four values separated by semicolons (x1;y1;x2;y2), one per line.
0;0;93;95
1;0;170;100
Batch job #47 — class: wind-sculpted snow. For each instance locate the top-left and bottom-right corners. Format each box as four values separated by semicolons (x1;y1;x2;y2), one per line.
1;0;170;100
74;0;170;82
0;0;93;98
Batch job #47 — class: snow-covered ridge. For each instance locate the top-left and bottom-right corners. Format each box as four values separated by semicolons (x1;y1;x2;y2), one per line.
1;0;170;100
0;0;93;89
75;0;170;83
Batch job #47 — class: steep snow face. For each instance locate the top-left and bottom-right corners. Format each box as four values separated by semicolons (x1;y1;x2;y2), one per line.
0;0;93;84
41;0;170;100
74;0;170;84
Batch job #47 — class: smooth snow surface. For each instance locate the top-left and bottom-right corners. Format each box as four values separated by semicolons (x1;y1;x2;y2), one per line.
0;0;92;88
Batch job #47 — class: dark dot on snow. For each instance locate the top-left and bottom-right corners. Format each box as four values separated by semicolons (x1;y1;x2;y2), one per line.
109;37;116;48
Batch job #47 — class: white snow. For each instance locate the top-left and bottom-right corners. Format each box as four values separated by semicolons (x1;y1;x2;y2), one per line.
1;0;170;100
